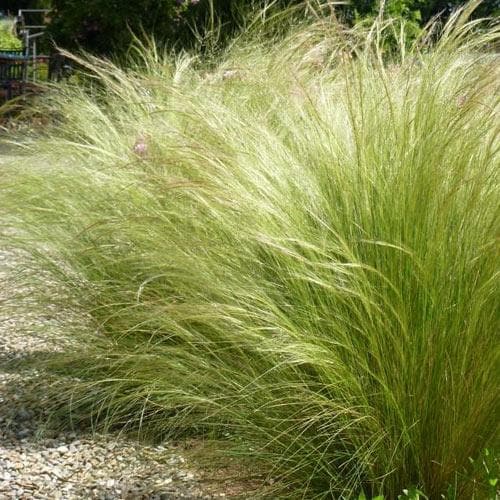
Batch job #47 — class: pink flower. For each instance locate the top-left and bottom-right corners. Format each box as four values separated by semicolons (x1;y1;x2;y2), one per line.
456;94;467;108
133;135;148;157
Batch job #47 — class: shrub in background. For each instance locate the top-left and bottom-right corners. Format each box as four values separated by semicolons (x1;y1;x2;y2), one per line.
0;18;22;49
45;0;312;55
44;0;500;56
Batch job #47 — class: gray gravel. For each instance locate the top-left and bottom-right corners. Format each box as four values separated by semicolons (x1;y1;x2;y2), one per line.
0;247;225;499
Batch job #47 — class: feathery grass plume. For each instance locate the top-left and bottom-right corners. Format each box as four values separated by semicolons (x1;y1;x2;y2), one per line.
1;3;499;498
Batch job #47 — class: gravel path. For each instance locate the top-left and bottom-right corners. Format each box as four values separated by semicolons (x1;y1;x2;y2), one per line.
0;246;223;500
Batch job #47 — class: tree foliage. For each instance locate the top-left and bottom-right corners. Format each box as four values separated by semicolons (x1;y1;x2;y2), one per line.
46;0;183;55
7;0;500;55
0;19;22;49
45;0;308;55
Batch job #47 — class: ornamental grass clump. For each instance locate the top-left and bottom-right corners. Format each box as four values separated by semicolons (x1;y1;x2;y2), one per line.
1;3;498;498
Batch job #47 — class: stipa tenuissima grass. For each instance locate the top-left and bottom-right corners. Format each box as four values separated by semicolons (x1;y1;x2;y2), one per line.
1;4;498;498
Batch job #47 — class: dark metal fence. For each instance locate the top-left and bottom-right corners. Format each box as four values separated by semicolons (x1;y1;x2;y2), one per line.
0;49;28;101
1;48;73;102
0;51;27;77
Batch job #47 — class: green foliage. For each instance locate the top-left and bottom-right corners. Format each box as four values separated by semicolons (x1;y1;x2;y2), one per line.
398;486;428;499
471;449;500;499
350;0;499;47
362;450;500;499
46;0;183;55
21;0;500;56
46;0;308;55
0;19;22;50
358;487;428;499
345;0;499;22
2;6;499;499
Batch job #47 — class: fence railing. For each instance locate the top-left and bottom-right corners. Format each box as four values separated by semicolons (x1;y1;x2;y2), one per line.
1;48;73;102
0;50;28;78
0;50;26;56
0;49;27;100
0;49;57;101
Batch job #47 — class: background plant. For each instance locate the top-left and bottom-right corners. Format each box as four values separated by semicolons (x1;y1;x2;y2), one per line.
4;0;500;56
0;18;22;49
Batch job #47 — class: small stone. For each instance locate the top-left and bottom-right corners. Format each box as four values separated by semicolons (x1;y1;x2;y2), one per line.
16;408;32;421
52;466;67;479
16;429;31;439
0;249;215;500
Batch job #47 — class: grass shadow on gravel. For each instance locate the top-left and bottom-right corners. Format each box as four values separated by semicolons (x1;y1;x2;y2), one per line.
0;350;272;498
